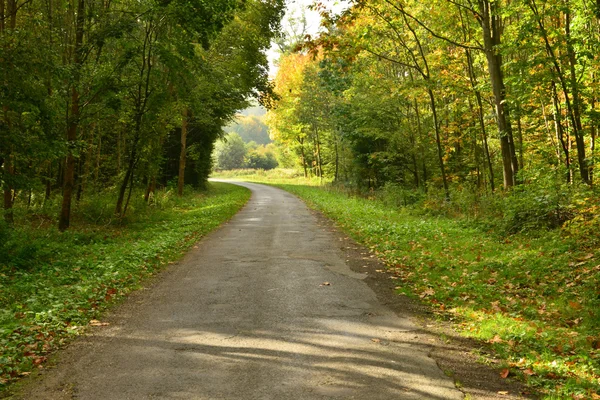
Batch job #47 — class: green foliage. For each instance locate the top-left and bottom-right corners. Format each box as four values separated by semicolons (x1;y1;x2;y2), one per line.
214;133;248;170
211;167;304;181
224;115;271;145
213;133;279;171
0;182;250;389
244;149;278;170
0;0;284;229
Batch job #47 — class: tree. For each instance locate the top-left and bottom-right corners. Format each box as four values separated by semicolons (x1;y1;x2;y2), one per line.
214;133;248;170
0;0;284;229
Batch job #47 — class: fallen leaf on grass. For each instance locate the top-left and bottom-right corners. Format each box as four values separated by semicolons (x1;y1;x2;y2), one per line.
545;372;559;379
569;261;587;267
500;368;510;379
90;320;110;327
523;368;535;376
32;356;47;365
587;337;600;349
420;288;435;298
491;301;502;312
489;335;503;344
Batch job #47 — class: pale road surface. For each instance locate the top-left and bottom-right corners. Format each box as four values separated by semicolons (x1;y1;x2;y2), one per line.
19;181;464;399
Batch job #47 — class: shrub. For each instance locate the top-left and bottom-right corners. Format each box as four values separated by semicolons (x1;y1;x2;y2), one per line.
377;182;425;208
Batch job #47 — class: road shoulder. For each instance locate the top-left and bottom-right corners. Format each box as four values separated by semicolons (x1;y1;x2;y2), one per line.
308;207;537;400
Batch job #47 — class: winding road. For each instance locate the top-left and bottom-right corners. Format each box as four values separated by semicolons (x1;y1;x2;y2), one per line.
17;182;463;399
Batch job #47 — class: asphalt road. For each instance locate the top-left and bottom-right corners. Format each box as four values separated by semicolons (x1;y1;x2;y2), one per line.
17;181;464;399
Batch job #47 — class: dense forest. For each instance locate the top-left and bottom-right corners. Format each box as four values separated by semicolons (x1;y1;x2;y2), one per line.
0;0;284;230
268;0;600;205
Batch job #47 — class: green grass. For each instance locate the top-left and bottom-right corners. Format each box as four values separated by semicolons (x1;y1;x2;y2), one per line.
0;182;250;390
221;171;600;399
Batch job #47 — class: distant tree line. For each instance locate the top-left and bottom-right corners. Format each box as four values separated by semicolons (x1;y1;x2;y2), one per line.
224;115;272;145
0;0;284;230
213;133;278;171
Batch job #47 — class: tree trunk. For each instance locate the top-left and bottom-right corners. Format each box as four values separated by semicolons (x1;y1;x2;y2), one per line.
58;0;85;231
478;0;517;188
76;156;83;202
1;0;16;223
0;0;5;33
144;177;156;203
59;97;78;231
565;5;590;183
7;0;15;29
408;123;420;188
117;129;122;173
298;137;308;178
516;107;524;171
552;81;570;182
95;134;101;186
465;47;495;191
3;155;13;224
123;164;135;216
528;0;589;183
45;162;52;201
591;91;596;185
314;124;324;180
334;136;339;182
177;108;188;196
115;134;139;217
116;18;155;216
427;88;449;200
414;98;428;188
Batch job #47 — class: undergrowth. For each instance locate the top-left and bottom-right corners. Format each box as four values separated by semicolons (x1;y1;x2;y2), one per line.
0;182;250;391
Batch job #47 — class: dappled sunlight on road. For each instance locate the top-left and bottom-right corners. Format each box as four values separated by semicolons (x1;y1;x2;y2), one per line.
16;181;464;400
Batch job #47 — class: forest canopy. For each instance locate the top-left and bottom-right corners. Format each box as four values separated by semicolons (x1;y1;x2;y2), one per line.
0;0;285;230
268;0;600;199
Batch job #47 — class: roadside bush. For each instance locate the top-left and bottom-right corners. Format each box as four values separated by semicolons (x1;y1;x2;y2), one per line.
245;150;278;170
78;193;116;225
562;193;600;247
377;182;425;208
499;182;574;234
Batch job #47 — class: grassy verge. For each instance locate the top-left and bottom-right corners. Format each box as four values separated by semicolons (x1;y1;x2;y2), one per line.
0;182;250;390
221;171;599;399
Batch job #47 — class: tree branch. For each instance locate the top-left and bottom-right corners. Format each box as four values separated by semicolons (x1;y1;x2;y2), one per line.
381;0;484;51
